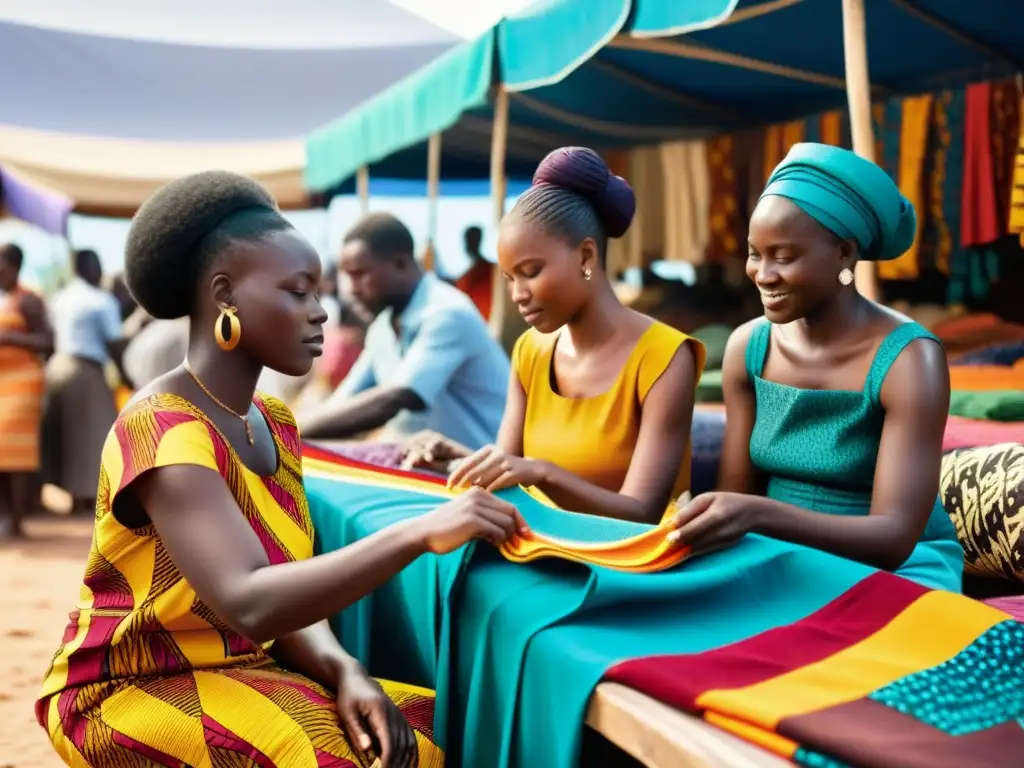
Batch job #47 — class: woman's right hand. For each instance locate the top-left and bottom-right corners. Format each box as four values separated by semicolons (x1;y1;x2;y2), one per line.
399;430;470;472
415;487;529;555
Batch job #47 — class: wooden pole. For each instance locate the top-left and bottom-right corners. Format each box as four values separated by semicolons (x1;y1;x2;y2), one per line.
422;132;442;272
487;86;526;352
356;166;370;216
841;0;880;302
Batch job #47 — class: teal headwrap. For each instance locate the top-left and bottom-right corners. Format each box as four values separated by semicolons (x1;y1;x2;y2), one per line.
759;143;916;262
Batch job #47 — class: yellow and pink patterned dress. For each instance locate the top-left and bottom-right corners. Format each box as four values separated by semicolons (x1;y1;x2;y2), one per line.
36;392;442;767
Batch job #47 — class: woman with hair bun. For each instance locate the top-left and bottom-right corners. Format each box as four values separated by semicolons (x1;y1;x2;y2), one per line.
404;147;705;524
36;171;527;767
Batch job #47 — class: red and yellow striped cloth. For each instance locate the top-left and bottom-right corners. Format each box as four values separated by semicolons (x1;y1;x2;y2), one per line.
606;572;1024;766
302;444;690;573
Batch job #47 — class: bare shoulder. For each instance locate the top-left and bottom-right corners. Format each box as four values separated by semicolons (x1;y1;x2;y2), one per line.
887;333;948;381
723;317;764;370
881;335;949;411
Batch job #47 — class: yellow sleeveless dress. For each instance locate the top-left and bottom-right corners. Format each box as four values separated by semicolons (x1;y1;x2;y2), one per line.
37;392;442;767
513;320;705;514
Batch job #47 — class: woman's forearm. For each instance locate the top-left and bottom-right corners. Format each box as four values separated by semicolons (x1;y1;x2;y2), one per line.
233;518;427;643
534;461;658;524
271;620;359;690
747;496;919;571
1;330;53;354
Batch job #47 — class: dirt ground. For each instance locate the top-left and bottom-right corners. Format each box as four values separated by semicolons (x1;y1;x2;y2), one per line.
0;516;92;768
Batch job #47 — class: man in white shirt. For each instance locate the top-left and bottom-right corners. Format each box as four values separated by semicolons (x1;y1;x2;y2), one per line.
42;249;123;514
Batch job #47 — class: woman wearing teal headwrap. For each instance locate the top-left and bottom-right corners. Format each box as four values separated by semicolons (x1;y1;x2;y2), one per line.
669;143;963;593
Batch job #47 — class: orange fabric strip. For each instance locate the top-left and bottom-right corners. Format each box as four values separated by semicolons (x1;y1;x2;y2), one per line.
302;458;691;573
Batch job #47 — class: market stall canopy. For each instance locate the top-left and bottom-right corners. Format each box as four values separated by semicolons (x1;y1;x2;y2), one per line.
305;0;1024;192
0;0;465;221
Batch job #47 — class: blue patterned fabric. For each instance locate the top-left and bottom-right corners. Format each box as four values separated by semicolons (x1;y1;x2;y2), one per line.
869;619;1024;735
795;748;856;768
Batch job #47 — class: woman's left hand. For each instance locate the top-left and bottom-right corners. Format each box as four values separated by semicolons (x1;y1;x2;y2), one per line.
447;445;545;492
335;662;418;768
667;492;755;554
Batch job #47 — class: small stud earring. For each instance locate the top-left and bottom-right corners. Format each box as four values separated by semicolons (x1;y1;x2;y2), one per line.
583;267;592;281
838;268;854;286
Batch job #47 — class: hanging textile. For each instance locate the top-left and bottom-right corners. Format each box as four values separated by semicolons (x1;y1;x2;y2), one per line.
877;98;904;181
660;141;710;264
990;79;1021;231
872;102;888;171
1009;88;1024;247
762;120;806;184
921;89;966;275
961;83;1001;248
601;150;631;180
609;146;665;275
879;95;932;281
802;111;843;148
704;135;742;264
740;129;766;225
820;111;843;147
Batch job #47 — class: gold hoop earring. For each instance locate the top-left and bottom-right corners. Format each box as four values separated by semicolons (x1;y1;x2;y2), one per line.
838;268;854;286
583;267;592;281
214;306;241;351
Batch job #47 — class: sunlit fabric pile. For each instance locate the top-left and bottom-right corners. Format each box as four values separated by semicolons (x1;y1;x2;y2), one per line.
303;449;1024;768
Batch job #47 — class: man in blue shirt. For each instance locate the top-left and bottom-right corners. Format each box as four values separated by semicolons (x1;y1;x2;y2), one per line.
301;213;508;449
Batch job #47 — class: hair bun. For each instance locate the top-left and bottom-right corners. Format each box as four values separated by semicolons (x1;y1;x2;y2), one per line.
533;147;636;238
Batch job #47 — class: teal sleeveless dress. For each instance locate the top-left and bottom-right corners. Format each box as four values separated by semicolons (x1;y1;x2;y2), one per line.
746;319;964;593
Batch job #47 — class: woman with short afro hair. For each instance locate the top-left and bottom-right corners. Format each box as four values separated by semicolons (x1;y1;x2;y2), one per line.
36;171;525;767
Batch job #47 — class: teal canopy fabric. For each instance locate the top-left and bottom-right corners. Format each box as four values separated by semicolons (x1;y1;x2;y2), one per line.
305;31;496;193
304;0;632;192
629;0;735;36
498;0;630;90
304;0;1024;192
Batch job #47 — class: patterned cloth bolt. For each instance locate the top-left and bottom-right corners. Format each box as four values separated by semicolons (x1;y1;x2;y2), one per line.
941;443;1024;583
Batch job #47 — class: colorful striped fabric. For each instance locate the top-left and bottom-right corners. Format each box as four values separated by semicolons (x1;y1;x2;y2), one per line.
606;573;1024;766
36;395;443;767
0;286;45;471
304;444;691;572
303;448;1024;768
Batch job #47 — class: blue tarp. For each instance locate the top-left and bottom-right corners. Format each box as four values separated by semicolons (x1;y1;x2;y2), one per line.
304;0;1024;192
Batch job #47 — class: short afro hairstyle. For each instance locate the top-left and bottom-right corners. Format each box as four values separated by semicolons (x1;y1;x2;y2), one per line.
124;170;292;319
343;212;415;261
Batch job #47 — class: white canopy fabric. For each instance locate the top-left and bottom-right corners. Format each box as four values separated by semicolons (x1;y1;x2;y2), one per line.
0;0;461;50
0;0;463;218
